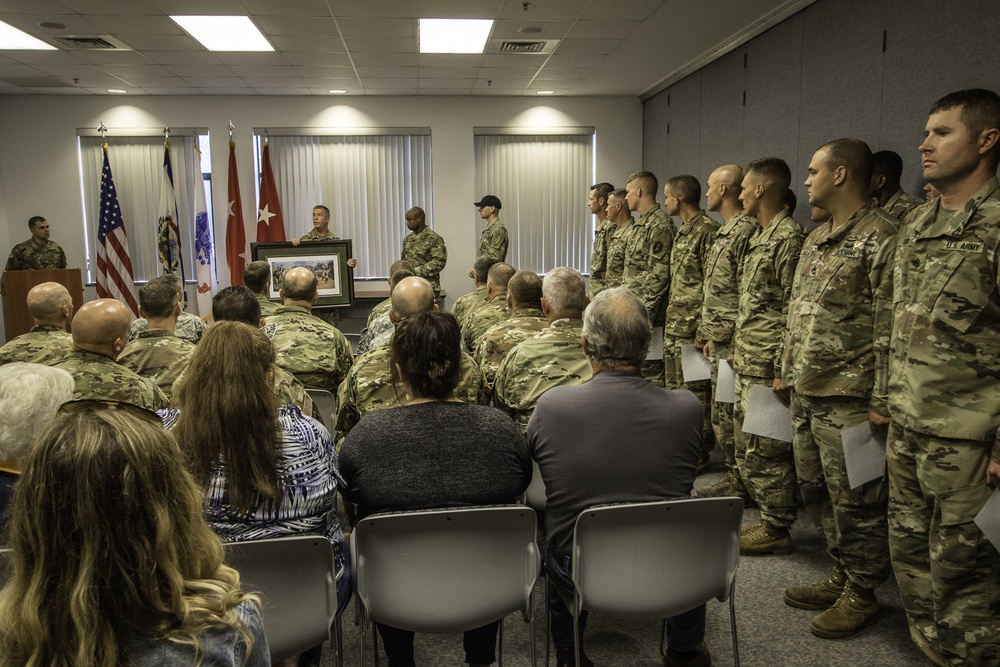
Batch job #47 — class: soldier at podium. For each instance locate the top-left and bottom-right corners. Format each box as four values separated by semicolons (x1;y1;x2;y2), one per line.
5;217;67;271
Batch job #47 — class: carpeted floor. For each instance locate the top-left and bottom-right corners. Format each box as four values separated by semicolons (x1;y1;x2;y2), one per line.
319;469;926;667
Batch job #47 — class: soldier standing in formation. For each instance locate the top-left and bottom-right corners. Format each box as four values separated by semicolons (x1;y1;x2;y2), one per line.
586;182;615;297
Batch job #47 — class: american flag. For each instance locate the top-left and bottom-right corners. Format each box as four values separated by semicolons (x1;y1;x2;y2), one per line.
96;143;139;316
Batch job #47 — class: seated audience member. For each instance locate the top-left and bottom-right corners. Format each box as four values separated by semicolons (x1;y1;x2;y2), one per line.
243;260;278;316
340;311;530;667
357;268;415;355
0;282;73;366
528;287;707;667
0;407;268;666
493;267;592;431
450;255;497;326
0;363;74;516
461;262;515;353
474;270;546;395
55;299;168;411
119;276;195;400
365;259;413;328
163;321;351;638
129;274;207;344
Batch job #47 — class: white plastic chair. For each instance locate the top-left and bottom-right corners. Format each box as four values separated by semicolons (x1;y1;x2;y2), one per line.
521;460;550;665
570;497;743;667
226;535;344;666
306;388;338;430
352;505;540;667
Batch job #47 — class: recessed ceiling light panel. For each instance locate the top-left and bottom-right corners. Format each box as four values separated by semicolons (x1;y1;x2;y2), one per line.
327;89;347;94
419;19;493;54
0;20;56;49
171;15;273;52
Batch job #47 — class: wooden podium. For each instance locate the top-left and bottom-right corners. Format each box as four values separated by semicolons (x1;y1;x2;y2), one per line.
1;269;84;341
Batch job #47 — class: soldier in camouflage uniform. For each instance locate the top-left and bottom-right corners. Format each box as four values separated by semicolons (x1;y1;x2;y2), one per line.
475;270;545;399
602;189;634;290
129;274;207;344
693;165;758;501
269;267;353;395
781;139;898;639
55;299;167;411
291;205;358;327
0;282;73;366
5;216;67;271
869;150;923;221
587;182;615;297
243;261;279;316
357;269;414;355
623;172;674;387
732;157;805;557
461;263;515;354
401;206;447;296
451;256;496;326
336;277;480;442
662;175;720;466
494;267;592;431
473;195;508;262
886;89;1000;666
118;277;195;401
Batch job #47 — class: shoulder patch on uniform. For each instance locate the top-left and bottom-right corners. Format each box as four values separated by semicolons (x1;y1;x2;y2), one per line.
653;241;664;254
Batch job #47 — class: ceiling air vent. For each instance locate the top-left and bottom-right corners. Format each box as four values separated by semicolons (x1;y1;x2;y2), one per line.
500;41;546;53
53;35;129;50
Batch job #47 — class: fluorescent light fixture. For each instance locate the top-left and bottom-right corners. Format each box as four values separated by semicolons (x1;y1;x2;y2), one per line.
327;89;347;94
536;90;555;95
0;20;56;50
106;88;128;94
419;18;493;54
171;15;273;52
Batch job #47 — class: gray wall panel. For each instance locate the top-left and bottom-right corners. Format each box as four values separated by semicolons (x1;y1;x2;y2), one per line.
641;89;671;187
660;71;703;184
699;48;747;184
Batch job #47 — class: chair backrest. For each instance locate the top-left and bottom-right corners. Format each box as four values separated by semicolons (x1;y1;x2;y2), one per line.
353;505;539;633
571;497;743;619
306;388;337;429
524;459;546;510
226;536;337;661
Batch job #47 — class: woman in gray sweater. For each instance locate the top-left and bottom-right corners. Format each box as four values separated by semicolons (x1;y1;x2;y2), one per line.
340;311;530;667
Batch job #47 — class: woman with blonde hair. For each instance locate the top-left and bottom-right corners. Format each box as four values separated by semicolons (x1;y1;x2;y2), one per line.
0;406;268;666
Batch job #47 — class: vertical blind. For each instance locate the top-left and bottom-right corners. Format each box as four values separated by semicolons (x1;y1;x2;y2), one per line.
473;134;594;275
258;134;434;279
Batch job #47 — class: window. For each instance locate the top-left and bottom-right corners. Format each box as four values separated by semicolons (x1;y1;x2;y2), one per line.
254;131;433;279
473;131;594;274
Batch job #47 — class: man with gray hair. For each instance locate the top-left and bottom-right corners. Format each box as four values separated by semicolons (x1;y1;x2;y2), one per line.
0;282;73;366
494;267;592;431
527;287;708;667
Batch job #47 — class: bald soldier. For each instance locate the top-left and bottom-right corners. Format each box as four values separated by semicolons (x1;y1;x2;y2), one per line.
357;269;415;355
269;266;354;394
364;260;413;331
475;270;546;398
336;276;482;443
461;262;515;354
54;299;168;411
0;282;74;366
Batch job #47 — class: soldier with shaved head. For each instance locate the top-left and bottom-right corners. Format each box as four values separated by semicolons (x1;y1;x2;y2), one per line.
475;270;546;399
0;282;73;366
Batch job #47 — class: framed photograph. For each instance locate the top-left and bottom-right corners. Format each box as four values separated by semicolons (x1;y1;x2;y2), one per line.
251;240;355;308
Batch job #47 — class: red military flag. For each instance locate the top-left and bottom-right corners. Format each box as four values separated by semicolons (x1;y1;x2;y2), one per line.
256;142;286;242
226;140;247;285
96;142;140;316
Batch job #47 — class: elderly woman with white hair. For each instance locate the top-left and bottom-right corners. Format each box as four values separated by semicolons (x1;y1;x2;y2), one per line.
0;362;75;515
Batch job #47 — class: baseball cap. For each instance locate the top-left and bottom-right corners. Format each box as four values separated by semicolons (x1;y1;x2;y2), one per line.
474;195;502;210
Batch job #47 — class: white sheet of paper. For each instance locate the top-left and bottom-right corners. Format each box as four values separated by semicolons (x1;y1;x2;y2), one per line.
646;326;664;361
841;420;886;489
741;384;793;442
715;359;735;404
975;488;1000;549
680;344;711;382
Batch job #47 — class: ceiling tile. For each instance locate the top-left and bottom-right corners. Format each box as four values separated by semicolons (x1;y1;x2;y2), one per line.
287;53;352;68
357;67;416;78
364;88;418;95
416;66;479;78
566;20;641;39
415;0;504;19
293;65;357;78
351;52;418;67
490;19;574;40
166;64;235;76
195;87;256;94
343;37;415;53
140;86;202;94
30;85;89;93
498;0;588;20
534;67;591;80
480;53;546;68
581;0;664;21
270;36;345;53
358;77;415;87
1;50;90;65
336;17;414;38
58;0;159;13
544;54;606;68
301;76;361;87
479;66;541;79
555;38;620;55
59;75;126;86
242;76;307;87
329;0;418;18
0;63;47;76
82;14;182;34
0;13;106;34
254;16;337;37
253;87;311;95
419;89;470;95
473;77;530;89
31;63;108;76
418;77;473;87
182;76;247;87
417;53;483;67
76;50;158;65
125;75;192;87
99;64;173;77
240;0;332;16
144;51;222;65
227;64;297;77
213;52;291;66
144;0;246;14
116;34;203;50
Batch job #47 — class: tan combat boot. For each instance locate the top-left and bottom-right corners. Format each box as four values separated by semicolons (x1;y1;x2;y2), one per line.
783;564;846;609
694;470;738;497
809;580;880;639
739;519;792;556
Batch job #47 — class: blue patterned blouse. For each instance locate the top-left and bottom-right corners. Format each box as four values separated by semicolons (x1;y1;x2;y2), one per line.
160;405;347;571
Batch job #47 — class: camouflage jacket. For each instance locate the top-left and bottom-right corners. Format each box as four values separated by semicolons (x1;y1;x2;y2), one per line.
663;210;720;339
5;239;66;271
118;329;195;400
367;297;391;328
0;325;72;366
402;227;447;295
450;285;489;327
783;202;897;414
357;311;392;355
889;177;1000;444
881;189;923;221
478;219;508;262
300;229;339;241
269;304;353;394
697;211;758;344
589;218;616;296
462;292;509;353
335;339;481;442
257;294;279;316
55;348;168;411
493;318;592;431
474;307;547;393
622;204;674;324
604;220;633;290
733;211;804;378
130;312;207;345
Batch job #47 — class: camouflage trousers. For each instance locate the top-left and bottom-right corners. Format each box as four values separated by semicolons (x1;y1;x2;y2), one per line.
734;373;796;528
791;392;889;589
708;342;735;469
640;359;665;387
663;334;713;454
887;421;1000;666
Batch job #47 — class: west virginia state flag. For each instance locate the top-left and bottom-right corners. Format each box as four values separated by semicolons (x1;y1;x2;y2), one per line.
157;141;183;274
256;142;286;242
